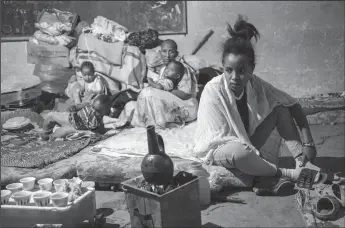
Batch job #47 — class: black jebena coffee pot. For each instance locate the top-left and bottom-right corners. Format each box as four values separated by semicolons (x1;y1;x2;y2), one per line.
141;125;174;185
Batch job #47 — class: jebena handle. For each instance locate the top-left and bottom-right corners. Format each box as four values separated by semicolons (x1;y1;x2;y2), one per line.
156;134;165;154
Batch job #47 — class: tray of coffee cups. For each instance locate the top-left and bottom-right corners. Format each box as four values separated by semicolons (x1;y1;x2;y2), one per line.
1;177;96;228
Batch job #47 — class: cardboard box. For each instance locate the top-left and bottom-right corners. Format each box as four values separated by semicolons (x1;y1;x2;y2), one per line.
27;39;70;67
122;175;202;228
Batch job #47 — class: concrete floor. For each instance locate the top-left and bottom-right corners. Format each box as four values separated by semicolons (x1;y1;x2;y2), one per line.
86;124;344;228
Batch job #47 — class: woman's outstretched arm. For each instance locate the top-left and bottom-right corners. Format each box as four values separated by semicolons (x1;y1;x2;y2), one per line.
289;103;317;163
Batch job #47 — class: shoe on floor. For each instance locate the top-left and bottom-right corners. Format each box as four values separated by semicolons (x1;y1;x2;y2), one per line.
253;176;295;196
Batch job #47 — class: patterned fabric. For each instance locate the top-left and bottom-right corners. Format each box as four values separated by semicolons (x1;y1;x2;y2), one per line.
69;104;102;130
1;132;91;168
126;29;161;54
194;74;298;163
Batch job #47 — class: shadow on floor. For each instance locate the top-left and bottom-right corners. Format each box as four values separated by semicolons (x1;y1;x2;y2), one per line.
279;156;345;174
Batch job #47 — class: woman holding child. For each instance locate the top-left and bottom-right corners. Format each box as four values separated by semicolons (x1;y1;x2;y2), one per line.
134;39;199;128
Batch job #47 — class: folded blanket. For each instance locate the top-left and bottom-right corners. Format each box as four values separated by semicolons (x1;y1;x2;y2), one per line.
78;33;124;66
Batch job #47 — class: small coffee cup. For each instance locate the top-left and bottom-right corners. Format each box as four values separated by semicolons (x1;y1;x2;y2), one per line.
6;183;23;193
51;192;69;207
20;177;36;191
53;179;68;192
11;191;32;206
33;191;52;207
37;178;53;191
1;190;12;205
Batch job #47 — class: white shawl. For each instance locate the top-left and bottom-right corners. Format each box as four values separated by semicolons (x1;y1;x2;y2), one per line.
193;74;298;163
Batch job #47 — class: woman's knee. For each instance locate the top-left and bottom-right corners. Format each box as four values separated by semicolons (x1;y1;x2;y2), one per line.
273;105;290;116
214;141;253;166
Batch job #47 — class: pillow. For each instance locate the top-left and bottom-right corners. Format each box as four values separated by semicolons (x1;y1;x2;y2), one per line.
145;46;163;69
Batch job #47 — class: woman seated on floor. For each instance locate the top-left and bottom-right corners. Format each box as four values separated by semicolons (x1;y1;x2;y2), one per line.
193;15;325;195
128;39;199;129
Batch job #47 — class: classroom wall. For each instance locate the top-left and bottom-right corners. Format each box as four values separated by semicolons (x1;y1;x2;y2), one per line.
1;1;344;97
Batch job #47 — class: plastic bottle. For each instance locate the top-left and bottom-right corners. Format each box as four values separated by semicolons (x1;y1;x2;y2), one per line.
187;161;211;206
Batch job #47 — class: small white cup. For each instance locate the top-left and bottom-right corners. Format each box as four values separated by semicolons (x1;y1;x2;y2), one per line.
20;177;36;191
37;178;53;191
53;179;68;192
11;191;32;205
33;191;52;207
6;183;23;193
51;192;69;207
1;190;12;205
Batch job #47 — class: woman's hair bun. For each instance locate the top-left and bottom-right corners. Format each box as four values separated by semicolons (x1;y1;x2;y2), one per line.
227;14;260;43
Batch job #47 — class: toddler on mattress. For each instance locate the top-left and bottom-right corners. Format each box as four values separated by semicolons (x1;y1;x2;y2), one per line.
40;94;112;141
65;61;108;104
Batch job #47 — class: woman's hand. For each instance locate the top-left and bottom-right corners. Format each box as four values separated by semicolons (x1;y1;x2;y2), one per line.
67;105;78;112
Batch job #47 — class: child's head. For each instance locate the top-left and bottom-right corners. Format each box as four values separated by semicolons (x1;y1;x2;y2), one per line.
160;39;178;65
91;94;112;117
81;61;96;83
164;60;185;81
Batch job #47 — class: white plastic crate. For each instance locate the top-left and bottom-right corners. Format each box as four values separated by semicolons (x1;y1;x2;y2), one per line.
1;188;96;228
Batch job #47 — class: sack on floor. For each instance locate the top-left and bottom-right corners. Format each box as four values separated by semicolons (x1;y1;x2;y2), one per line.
27;38;70;67
33;64;75;94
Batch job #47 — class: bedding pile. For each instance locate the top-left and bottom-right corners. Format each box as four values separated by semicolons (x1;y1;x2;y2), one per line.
27;9;161;96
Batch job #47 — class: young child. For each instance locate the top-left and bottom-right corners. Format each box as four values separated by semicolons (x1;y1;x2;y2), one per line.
65;61;107;104
40;94;112;141
147;60;185;91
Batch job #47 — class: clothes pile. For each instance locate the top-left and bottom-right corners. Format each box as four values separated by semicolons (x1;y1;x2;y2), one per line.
32;8;78;48
26;9;163;98
27;8;79;95
69;16;149;89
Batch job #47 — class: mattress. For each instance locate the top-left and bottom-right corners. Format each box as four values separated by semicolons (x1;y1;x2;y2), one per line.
1;121;282;192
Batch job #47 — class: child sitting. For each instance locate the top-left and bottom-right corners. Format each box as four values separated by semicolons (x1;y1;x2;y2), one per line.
40;94;112;141
65;61;107;104
147;60;185;91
